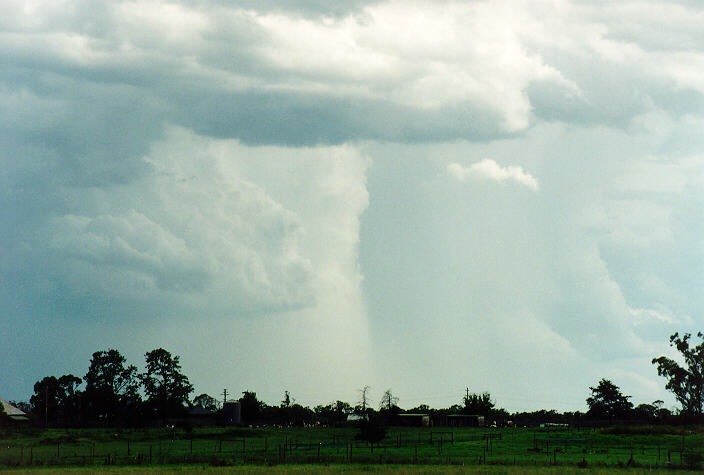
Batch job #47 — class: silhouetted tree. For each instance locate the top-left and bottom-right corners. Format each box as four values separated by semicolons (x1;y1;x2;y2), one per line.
192;393;219;411
379;389;399;411
141;348;193;422
30;376;61;426
240;391;263;424
9;401;31;415
83;349;140;426
356;417;386;444
586;379;632;421
406;404;430;413
357;385;371;420
377;389;400;424
314;400;352;426
281;390;292;408
463;391;494;416
652;332;704;416
57;374;82;426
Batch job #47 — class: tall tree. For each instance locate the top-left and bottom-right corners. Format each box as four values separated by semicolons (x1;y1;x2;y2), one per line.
141;348;193;421
652;332;704;416
83;349;140;425
239;391;263;424
586;379;633;420
358;385;371;419
314;400;351;426
30;376;61;426
463;391;495;416
56;374;83;426
193;393;219;411
379;389;399;411
29;374;82;425
281;390;292;408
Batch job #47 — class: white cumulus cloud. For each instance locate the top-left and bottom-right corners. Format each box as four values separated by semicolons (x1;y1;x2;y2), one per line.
448;159;539;191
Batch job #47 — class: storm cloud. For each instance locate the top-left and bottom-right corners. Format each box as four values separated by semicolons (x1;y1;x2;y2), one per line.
2;0;704;410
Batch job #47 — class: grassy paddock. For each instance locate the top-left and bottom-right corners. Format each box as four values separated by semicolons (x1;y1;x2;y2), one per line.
1;425;703;471
0;465;694;474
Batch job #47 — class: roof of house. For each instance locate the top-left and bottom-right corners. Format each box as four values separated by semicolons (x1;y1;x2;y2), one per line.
0;398;30;421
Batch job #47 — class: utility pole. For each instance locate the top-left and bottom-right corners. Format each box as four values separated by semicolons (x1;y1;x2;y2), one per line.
222;389;228;407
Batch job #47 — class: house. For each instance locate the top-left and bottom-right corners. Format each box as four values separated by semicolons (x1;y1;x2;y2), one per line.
0;398;30;425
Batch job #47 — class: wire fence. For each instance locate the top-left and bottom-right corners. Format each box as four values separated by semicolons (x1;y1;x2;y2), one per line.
1;426;702;469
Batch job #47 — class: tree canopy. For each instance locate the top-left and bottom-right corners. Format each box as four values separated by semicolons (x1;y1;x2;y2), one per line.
586;379;633;420
141;348;194;421
652;332;704;416
83;349;140;425
463;391;494;416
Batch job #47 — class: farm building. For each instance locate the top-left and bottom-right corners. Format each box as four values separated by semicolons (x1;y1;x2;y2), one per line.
346;414;363;423
445;414;484;427
0;398;30;426
398;413;431;427
186;406;219;426
222;401;242;425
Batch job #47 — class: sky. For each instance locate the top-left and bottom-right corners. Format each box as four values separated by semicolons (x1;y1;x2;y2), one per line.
2;0;703;413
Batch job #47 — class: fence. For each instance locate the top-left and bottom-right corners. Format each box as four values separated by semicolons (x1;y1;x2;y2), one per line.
1;426;702;469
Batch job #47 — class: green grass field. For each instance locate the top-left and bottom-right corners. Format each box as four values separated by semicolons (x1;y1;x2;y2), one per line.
1;425;703;471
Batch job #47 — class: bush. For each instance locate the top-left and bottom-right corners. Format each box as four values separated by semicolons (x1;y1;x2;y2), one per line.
355;419;386;444
683;451;703;470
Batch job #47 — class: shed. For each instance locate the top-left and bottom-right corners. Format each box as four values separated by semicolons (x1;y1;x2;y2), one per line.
446;414;484;427
0;398;30;425
398;413;431;427
222;401;242;426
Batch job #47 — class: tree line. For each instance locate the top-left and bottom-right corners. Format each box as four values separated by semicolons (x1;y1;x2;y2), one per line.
8;331;704;428
22;348;193;427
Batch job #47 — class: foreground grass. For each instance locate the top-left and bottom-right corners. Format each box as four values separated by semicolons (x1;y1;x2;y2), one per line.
1;425;703;471
0;465;695;474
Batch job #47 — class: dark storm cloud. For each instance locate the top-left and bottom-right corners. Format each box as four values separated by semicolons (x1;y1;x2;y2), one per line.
3;0;704;408
177;91;509;146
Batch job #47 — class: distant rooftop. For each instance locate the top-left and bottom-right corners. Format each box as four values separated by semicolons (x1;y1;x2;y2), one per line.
1;398;29;421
